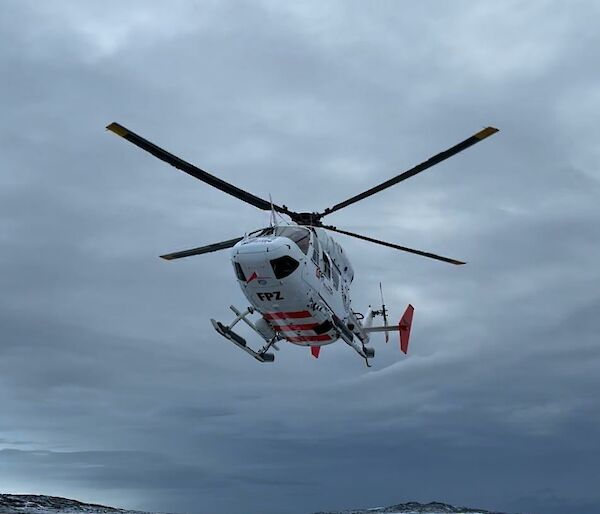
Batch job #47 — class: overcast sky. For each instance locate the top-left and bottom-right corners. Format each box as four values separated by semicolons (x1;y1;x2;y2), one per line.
1;2;600;514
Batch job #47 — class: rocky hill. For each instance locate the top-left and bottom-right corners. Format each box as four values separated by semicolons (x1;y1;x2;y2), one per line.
0;495;516;514
0;495;139;514
313;500;510;514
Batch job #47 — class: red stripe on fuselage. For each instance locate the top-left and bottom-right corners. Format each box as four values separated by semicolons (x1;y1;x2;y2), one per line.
264;310;311;320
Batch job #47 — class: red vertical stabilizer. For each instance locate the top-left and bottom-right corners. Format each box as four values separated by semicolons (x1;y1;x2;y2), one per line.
399;304;414;354
311;346;321;359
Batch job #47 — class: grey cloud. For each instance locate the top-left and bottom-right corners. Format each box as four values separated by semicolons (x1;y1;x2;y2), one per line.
2;2;600;514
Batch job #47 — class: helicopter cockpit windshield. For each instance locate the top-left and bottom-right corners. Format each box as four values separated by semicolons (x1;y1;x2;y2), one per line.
248;226;311;254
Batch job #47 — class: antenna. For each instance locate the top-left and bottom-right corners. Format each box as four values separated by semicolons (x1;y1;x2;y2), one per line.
269;194;278;227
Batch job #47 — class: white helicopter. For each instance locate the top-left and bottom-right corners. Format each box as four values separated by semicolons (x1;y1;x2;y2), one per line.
107;122;498;366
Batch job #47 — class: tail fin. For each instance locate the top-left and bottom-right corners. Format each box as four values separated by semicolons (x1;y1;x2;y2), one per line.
399;304;414;354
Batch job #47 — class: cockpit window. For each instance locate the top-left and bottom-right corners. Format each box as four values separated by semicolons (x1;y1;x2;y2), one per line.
248;227;275;238
270;255;300;279
248;226;310;254
277;227;310;254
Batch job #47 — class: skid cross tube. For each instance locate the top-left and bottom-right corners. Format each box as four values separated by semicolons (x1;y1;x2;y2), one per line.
229;305;280;352
228;305;257;330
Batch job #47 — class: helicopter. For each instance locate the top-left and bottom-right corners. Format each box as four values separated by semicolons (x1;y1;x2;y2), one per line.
106;122;498;366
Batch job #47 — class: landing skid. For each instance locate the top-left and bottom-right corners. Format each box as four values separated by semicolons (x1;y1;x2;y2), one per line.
211;305;279;363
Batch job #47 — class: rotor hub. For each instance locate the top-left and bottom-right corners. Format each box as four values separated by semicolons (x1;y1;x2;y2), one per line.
292;212;323;227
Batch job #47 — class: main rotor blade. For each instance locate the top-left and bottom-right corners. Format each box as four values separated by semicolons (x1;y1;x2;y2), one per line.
319;127;498;217
160;236;243;261
106;122;291;214
323;225;465;265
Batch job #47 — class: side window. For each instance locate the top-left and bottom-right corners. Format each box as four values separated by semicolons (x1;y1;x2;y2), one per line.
332;267;339;290
234;261;246;282
312;232;320;265
322;253;331;279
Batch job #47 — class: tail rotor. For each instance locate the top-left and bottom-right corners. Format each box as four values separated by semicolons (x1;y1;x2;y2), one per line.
363;284;415;354
379;282;389;343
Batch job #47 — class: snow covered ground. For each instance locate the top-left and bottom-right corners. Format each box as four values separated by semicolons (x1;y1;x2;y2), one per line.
0;495;512;514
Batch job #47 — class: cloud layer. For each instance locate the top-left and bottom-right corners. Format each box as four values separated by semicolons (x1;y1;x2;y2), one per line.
1;2;600;514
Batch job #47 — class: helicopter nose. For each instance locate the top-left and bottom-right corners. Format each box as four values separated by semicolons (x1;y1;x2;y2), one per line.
235;253;273;284
233;236;303;283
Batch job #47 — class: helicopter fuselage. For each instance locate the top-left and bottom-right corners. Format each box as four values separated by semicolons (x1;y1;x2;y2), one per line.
231;224;361;348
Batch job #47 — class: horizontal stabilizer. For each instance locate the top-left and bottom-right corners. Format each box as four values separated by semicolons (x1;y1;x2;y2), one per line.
363;326;400;333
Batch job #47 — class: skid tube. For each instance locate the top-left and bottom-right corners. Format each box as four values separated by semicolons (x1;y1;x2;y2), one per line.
211;305;279;363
